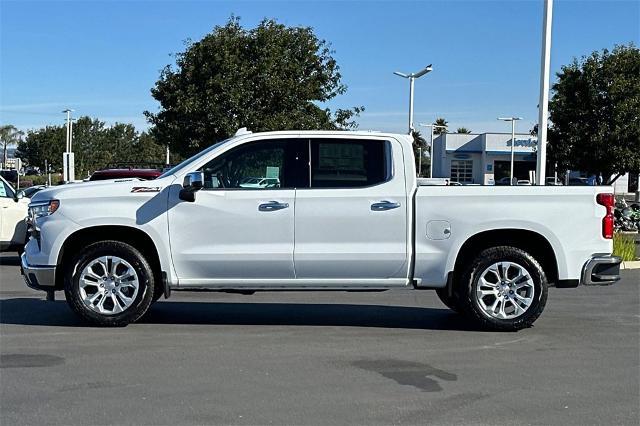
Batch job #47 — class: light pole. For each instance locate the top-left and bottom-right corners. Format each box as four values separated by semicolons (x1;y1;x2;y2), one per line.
394;65;433;134
498;117;522;185
536;0;554;185
62;109;75;182
418;123;447;178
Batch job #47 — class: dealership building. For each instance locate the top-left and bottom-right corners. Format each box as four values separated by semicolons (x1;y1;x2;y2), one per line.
431;133;538;185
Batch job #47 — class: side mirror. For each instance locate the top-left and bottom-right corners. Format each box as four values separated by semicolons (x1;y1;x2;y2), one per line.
14;191;24;202
179;171;204;202
183;171;204;190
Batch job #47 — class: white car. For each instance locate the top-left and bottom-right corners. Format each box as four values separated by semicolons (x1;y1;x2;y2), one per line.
239;177;280;188
0;176;29;252
22;130;620;330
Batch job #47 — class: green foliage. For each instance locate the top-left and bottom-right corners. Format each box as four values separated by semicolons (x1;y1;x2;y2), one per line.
456;127;471;134
18;174;62;188
16;117;167;177
145;16;364;158
613;233;638;261
433;118;449;135
15;124;65;171
548;44;640;183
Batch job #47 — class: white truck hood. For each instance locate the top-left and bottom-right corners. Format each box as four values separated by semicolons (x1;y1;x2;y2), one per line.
30;176;177;204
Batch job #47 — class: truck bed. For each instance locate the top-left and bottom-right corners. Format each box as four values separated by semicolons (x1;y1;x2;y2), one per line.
412;185;611;287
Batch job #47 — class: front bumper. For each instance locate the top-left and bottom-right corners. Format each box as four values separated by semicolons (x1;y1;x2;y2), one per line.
21;253;57;291
581;255;622;286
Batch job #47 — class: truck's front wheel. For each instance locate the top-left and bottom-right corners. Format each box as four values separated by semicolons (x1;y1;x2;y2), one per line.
64;241;155;326
460;246;548;331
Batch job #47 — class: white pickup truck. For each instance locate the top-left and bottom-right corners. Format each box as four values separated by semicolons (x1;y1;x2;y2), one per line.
22;130;621;330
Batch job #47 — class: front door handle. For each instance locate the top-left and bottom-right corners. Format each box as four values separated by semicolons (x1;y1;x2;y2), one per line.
371;200;401;211
258;201;289;212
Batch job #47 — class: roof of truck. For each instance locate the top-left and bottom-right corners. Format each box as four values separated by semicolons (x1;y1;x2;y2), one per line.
231;129;412;140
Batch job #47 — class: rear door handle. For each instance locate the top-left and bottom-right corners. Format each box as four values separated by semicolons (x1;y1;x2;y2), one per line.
371;200;401;211
259;201;289;212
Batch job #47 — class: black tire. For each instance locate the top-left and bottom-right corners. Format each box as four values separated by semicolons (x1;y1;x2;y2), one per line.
64;240;155;326
458;246;548;331
435;287;463;314
152;286;164;303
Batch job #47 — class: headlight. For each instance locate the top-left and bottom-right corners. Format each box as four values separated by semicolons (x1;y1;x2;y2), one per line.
28;200;60;220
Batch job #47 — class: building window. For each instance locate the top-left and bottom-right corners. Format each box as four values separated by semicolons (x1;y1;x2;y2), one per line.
451;160;473;183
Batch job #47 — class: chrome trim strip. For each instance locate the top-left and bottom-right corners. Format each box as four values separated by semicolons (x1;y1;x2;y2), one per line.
581;255;622;286
21;253;56;288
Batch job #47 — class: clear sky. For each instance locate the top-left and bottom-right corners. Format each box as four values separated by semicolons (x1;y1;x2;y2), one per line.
1;0;638;136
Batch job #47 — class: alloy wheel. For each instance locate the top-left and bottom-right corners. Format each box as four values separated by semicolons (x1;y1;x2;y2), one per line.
475;261;535;320
78;256;139;315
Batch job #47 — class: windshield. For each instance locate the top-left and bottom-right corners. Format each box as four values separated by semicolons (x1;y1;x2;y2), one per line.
158;138;232;179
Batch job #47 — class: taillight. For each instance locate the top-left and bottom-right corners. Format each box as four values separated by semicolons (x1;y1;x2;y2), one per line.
596;193;614;239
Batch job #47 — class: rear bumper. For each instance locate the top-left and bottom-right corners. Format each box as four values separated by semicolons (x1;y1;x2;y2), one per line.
581;255;622;286
21;253;57;291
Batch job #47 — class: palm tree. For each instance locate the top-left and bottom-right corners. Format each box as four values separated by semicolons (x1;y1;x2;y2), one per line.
456;127;472;134
433;117;448;135
0;125;24;169
411;130;429;176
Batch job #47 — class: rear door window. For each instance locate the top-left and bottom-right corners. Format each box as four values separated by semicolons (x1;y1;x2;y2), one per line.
309;139;391;188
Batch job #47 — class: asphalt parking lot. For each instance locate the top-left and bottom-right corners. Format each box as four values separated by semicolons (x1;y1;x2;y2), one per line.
0;252;638;426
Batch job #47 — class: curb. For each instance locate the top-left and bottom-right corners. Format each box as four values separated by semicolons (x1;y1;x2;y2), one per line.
621;261;640;270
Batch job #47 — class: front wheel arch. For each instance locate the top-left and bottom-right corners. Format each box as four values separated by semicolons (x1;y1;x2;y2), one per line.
56;225;164;296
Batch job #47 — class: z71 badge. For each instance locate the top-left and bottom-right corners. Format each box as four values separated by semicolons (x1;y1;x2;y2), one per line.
131;187;161;193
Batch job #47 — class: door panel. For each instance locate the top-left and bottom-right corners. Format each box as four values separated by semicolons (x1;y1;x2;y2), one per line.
0;181;27;245
168;138;301;284
0;198;7;243
168;188;295;281
294;138;408;281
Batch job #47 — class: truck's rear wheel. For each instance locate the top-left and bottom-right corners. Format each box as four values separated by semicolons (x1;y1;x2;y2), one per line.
459;246;548;331
64;241;155;326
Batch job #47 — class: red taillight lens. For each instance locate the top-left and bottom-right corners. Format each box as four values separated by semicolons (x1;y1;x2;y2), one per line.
596;193;614;239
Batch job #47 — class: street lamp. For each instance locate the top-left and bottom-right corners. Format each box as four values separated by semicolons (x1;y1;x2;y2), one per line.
394;65;433;134
418;123;448;178
498;117;522;186
536;0;554;185
62;109;75;182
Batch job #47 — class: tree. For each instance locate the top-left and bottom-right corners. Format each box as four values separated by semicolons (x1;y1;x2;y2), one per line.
145;16;364;158
1;125;24;168
16;117;167;177
16;125;65;171
133;132;170;164
411;130;429;176
456;127;471;134
433;118;448;135
547;44;640;184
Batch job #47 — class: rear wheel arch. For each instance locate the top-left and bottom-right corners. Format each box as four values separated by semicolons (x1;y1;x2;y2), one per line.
56;225;163;292
452;229;559;286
